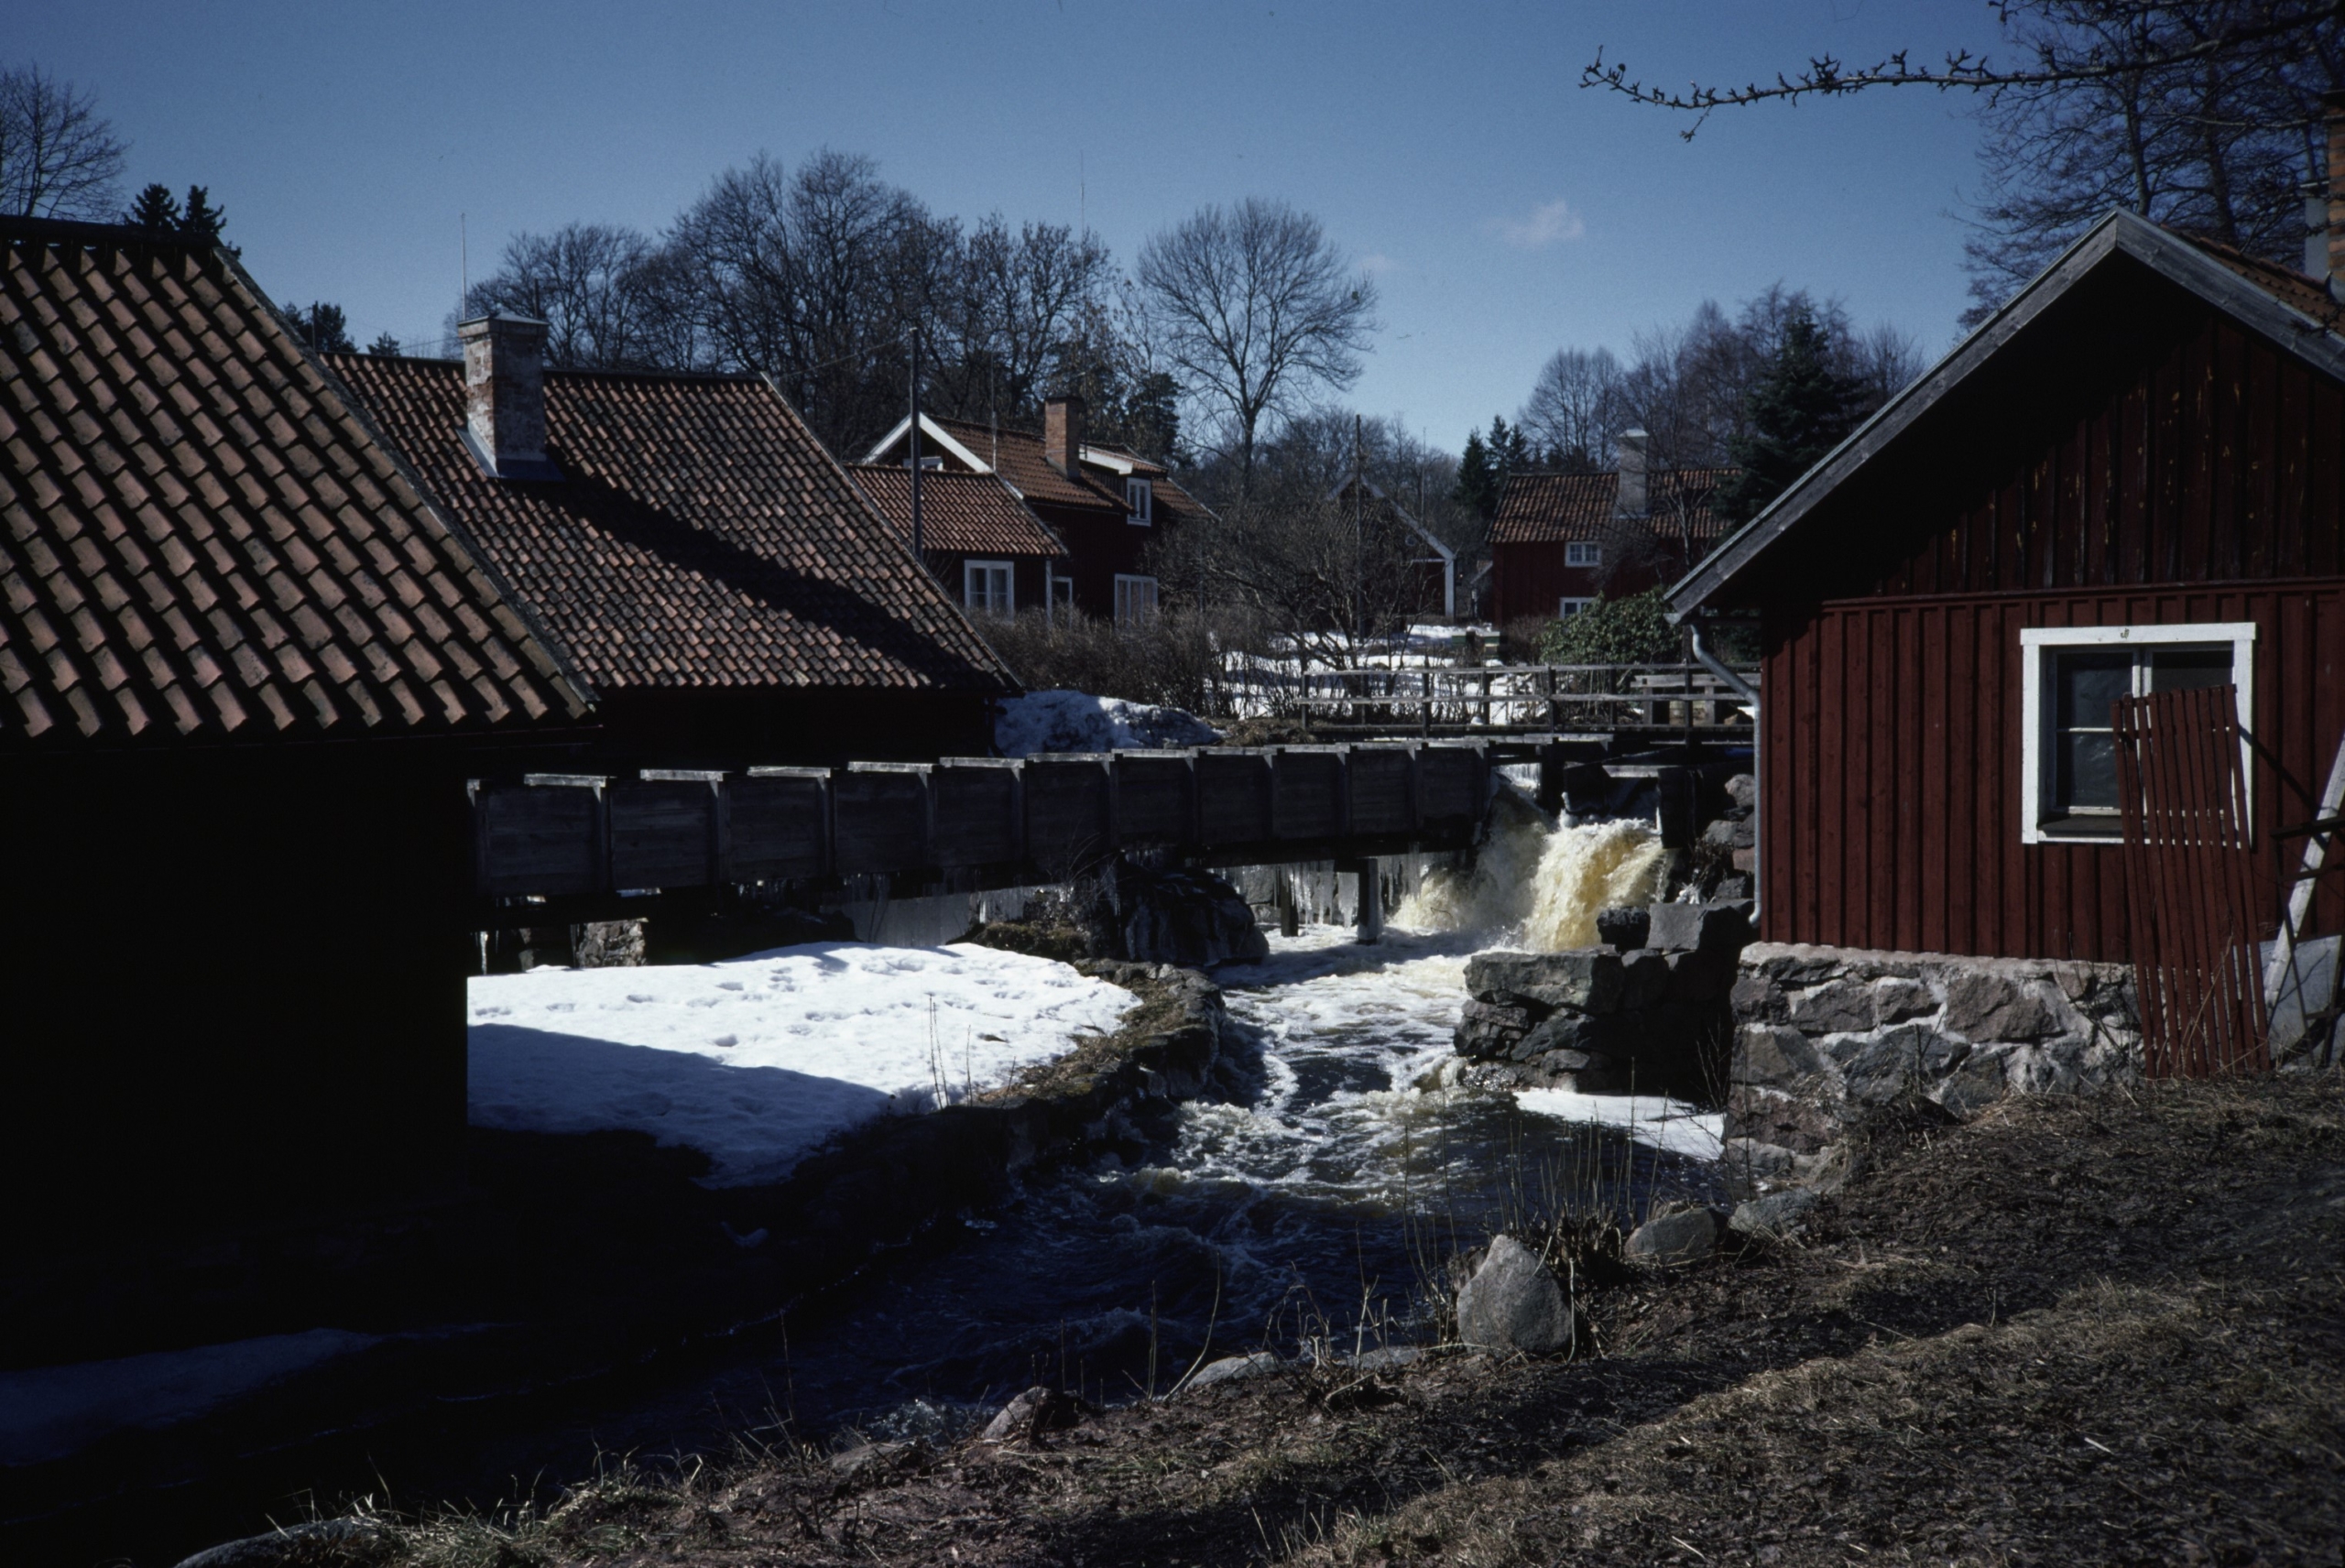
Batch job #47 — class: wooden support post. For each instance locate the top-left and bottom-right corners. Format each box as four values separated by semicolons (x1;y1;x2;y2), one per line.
1277;869;1301;937
1356;855;1383;945
1421;669;1434;736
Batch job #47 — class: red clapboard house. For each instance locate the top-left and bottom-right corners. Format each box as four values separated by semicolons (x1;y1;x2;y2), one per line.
1667;206;2345;963
848;463;1067;622
1490;434;1734;627
863;396;1212;623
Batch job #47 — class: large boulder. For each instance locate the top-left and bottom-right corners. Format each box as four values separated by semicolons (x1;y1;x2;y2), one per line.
1625;1206;1719;1266
1100;858;1269;967
1455;1234;1574;1356
1466;950;1626;1014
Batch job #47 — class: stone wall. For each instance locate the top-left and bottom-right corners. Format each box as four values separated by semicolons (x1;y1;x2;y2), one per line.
1452;903;1751;1099
1728;943;2142;1188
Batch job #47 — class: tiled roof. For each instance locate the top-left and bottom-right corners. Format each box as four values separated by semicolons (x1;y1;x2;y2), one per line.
1;221;588;749
2175;232;2345;330
330;356;1015;696
933;416;1126;512
1490;469;1736;547
849;465;1066;559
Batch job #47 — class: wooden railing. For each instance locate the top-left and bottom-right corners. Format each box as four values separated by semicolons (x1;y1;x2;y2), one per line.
1258;662;1757;734
470;741;1494;918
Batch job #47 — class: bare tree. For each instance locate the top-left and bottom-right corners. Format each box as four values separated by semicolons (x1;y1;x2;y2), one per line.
463;223;668;369
1136;198;1380;492
1520;346;1625;472
0;63;127;220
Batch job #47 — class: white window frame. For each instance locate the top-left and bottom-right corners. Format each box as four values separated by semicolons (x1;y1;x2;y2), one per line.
1558;597;1595;618
1565;540;1602;567
1125;477;1154;526
963;558;1015;618
1114;572;1159;626
2018;621;2256;845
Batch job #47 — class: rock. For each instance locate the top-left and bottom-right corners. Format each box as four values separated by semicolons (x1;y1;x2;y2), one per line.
1733;1024;1829;1087
175;1522;386;1568
1934;1050;2011;1118
1183;1351;1283;1390
1941;970;2057;1041
1713;874;1754;901
981;1385;1087;1442
1456;998;1534;1059
1347;1345;1423;1371
1096;858;1269;968
1788;979;1875;1035
830;1439;916;1475
1595;905;1652;951
1729;1189;1820;1240
1727;1083;1846;1155
1701;816;1740;850
1646;901;1752;955
1871;977;1937;1025
1467;950;1625;1013
1625;1206;1719;1266
1455;1234;1573;1356
1725;773;1756;809
1511;1009;1624;1062
1663;945;1735;1002
1619;948;1674;1010
1729;973;1784;1023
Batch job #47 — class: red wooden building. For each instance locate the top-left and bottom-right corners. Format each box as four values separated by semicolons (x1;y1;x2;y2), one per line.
863;397;1212;623
1490;434;1732;627
1669;209;2345;962
848;463;1066;621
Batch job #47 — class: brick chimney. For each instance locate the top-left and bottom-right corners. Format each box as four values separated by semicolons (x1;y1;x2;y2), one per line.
458;313;559;480
1045;394;1085;479
1615;429;1650;517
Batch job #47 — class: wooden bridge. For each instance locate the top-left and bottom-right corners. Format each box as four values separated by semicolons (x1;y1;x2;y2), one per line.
472;742;1503;928
1251;661;1757;740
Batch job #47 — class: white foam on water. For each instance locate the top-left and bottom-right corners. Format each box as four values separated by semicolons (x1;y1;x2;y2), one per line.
1393;785;1667;951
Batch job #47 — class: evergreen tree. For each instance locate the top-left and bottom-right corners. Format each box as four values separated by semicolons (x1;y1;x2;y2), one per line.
1712;306;1865;528
282;301;354;354
1489;415;1532;480
1453;427;1499;520
125;182;180;231
178;185;225;243
365;332;402;357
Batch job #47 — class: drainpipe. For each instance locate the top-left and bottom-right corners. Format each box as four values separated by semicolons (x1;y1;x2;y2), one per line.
1687;618;1761;926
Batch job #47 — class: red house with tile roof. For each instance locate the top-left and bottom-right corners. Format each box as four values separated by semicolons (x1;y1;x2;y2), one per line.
2;220;592;1278
848;464;1066;621
1490;436;1734;627
863;396;1212;623
330;321;1017;766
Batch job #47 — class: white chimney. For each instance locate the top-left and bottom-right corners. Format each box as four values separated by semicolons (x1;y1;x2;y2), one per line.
458;313;560;480
1615;429;1650;517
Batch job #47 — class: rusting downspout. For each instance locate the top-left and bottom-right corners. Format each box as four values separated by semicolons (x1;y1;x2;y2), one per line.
1687;618;1761;925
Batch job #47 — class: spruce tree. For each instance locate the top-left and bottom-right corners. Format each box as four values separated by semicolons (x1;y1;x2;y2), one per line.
1453;428;1498;519
125;182;180;231
178;185;226;243
365;332;403;357
1713;306;1864;528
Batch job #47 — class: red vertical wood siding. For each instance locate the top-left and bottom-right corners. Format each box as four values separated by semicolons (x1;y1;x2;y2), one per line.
1761;582;2345;960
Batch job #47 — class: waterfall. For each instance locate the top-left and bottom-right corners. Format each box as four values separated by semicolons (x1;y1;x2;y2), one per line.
1394;782;1666;949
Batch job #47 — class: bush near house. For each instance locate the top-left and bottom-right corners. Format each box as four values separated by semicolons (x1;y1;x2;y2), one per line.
1537;587;1683;667
979;607;1246;714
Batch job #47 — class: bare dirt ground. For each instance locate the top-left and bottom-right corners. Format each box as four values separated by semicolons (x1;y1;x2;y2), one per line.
314;1074;2342;1567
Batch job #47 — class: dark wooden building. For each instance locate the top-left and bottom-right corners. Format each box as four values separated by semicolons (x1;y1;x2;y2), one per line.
1669;210;2345;962
849;463;1065;620
863;397;1213;623
1;222;592;1260
1491;435;1732;627
331;324;1016;766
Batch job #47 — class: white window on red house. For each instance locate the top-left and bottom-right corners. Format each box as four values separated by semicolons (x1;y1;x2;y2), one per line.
964;559;1014;617
1125;477;1153;526
1565;540;1601;567
2018;622;2255;844
1114;573;1159;625
1558;597;1595;618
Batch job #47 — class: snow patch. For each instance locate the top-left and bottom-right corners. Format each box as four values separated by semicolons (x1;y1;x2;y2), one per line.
468;942;1137;1185
994;689;1218;756
1513;1089;1725;1160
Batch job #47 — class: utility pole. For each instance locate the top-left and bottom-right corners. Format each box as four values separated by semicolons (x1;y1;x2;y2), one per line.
908;321;923;561
1353;413;1366;654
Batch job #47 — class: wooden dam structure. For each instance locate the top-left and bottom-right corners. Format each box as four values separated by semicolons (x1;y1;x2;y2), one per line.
472;742;1505;927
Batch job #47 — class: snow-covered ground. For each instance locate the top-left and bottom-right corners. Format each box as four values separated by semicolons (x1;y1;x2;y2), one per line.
0;1328;383;1466
993;689;1219;756
469;944;1138;1185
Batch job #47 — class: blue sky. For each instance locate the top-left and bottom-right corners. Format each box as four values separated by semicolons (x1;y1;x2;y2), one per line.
15;1;2002;452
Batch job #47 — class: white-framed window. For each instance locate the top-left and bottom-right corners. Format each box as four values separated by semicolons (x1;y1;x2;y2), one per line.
2018;622;2256;844
1558;597;1595;618
1114;573;1159;626
1565;540;1602;567
1049;572;1074;612
963;559;1014;617
1125;477;1154;526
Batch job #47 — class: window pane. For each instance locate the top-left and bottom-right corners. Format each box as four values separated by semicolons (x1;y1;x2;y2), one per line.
2148;648;2231;692
2059;729;2120;812
2054;652;2132;731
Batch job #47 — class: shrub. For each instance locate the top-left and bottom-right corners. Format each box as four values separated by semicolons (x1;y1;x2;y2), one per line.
1537;587;1683;666
978;606;1253;714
